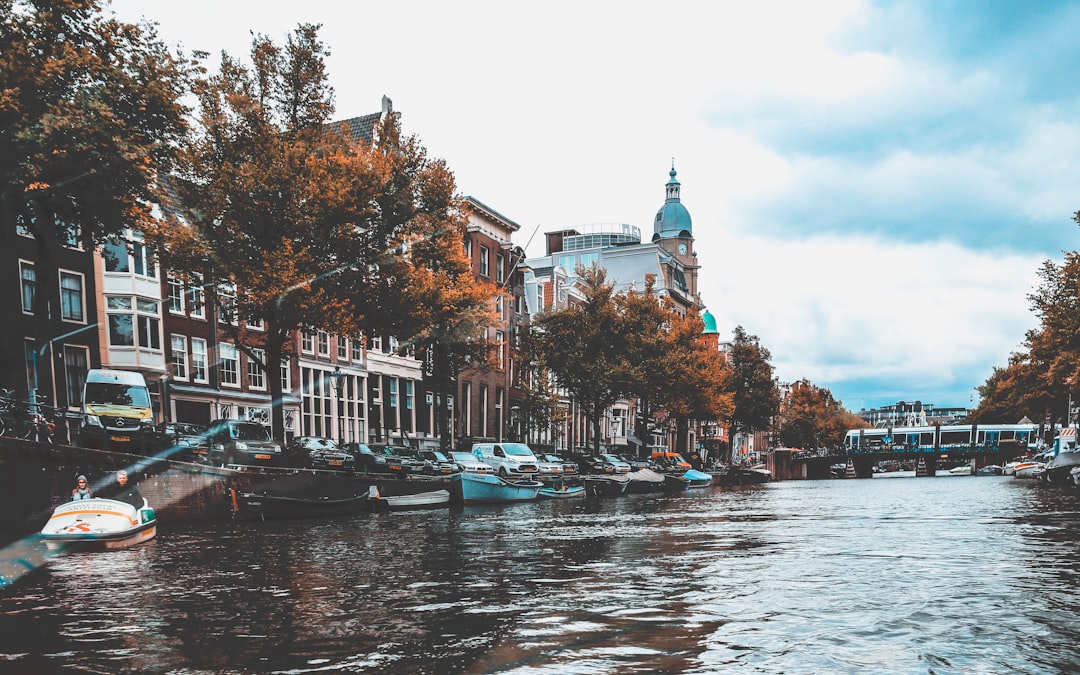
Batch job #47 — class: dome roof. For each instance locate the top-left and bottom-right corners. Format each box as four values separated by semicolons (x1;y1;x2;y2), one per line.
653;166;693;240
701;309;718;334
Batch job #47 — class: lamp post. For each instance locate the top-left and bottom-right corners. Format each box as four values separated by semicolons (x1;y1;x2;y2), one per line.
329;366;346;443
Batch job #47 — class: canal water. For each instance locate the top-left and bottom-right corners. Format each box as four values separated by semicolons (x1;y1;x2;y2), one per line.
1;474;1078;674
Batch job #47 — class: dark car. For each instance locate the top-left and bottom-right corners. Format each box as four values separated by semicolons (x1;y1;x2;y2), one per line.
416;449;462;475
206;419;282;467
285;436;356;472
574;453;627;475
617;454;652;472
156;422;210;463
345;443;427;477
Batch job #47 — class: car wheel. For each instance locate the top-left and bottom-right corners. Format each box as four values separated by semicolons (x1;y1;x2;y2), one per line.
498;467;508;478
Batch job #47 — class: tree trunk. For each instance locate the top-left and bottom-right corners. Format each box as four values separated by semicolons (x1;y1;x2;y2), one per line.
264;323;288;444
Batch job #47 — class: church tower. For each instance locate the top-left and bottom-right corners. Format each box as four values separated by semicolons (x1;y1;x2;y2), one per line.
652;164;700;308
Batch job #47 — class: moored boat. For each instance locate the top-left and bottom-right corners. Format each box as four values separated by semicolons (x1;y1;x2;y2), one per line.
230;474;370;520
451;472;542;504
715;465;772;486
682;469;713;488
625;468;666;493
39;498;157;550
582;475;629;497
662;474;690;492
371;488;450;511
538;485;586;499
948;465;972;475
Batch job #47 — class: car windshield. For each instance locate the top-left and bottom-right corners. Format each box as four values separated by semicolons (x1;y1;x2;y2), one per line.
542;455;561;462
302;437;337;449
451;452;475;462
231;423;270;441
428;451;450;461
502;443;533;456
600;454;621;462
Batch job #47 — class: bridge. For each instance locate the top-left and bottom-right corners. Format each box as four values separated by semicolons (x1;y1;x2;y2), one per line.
768;439;1028;480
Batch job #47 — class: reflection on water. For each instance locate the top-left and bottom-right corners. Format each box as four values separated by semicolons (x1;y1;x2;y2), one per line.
1;477;1079;673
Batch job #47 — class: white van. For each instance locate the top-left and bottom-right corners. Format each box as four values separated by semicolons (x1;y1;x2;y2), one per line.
472;442;540;478
80;369;153;452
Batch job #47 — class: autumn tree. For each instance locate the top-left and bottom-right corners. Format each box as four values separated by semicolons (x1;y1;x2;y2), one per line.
0;0;189;389
617;276;675;449
149;25;490;443
516;357;569;448
726;325;780;461
777;379;862;450
526;265;629;453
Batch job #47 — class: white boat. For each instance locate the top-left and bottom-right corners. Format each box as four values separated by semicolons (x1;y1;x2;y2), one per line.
370;488;450;511
39;498;156;550
537;485;585;499
948;465;972;475
1013;461;1046;479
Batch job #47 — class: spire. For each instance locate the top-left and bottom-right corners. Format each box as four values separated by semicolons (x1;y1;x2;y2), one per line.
653;163;692;240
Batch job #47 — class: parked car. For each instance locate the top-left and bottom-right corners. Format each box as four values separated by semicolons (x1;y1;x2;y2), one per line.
649;449;692;472
535;455;564;477
598;453;632;474
345;443;427;476
540;453;578;475
472;442;540;478
617;454;652;471
206;419;282;467
155;422;211;463
451;451;495;474
416;449;462;475
284;436;356;472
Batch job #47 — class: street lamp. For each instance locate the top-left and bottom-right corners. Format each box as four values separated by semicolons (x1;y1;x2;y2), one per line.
328;366;346;443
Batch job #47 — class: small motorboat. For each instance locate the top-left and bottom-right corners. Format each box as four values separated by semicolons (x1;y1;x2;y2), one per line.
948;465;972;475
451;472;543;504
231;475;370;520
662;473;690;492
625;468;666;493
582;475;629;497
39;498;156;550
682;469;713;488
370;488;451;511
976;464;1004;475
538;485;585;499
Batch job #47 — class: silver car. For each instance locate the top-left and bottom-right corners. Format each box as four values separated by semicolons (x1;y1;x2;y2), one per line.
451;451;494;474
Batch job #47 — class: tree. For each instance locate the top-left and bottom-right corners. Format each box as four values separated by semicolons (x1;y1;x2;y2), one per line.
969;352;1050;425
777;379;861;450
0;0;189;385
527;265;628;453
726;325;780;461
149;25;488;443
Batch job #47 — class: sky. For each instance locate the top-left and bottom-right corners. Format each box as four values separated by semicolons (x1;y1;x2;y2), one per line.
109;0;1080;413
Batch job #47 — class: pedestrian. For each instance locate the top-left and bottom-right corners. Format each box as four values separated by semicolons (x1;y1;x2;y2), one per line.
70;475;93;501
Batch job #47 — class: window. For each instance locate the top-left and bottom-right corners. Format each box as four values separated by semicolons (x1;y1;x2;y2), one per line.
338;336;348;360
59;271;85;322
136;299;161;350
191;338;208;383
464;238;472;259
351;339;362;361
495;295;504;321
496;254;505;283
370;335;382;352
280;358;291;393
171;335;188;380
301;330;314;354
536;283;544;311
63;346;88;407
389;378;398;408
168;276;184;314
317;331;329;356
106;297;134;346
103;238;130;272
131;235;155;277
188;274;205;319
220;343;239;386
19;261;35;313
217;283;235;325
405;380;414;410
479;246;490;277
249;348;266;390
495;330;505;369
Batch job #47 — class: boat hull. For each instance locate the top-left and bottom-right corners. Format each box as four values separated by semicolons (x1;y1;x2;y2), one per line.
230;474;371;520
626;468;666;493
682;469;713;488
538;486;585;499
372;489;450;511
582;475;629;497
39;498;157;550
1041;450;1080;485
452;472;542;504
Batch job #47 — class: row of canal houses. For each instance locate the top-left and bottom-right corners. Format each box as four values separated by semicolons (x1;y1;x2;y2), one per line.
1;96;731;457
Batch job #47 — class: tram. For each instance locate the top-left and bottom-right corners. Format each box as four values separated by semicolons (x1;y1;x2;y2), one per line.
843;423;1039;454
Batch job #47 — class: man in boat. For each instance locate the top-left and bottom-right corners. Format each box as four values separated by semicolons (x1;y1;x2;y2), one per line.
106;470;144;508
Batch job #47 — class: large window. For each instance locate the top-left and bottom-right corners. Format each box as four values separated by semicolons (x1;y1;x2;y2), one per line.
168;276;184;314
106;296;160;349
103;232;156;278
60;271;85;322
171;335;188;380
187;274;205;319
495;330;505;369
63;346;88;407
219;343;239;386
191;338;208;383
496;253;505;283
19;261;34;313
388;378;398;408
249;348;266;390
317;331;329;356
479;246;490;277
